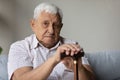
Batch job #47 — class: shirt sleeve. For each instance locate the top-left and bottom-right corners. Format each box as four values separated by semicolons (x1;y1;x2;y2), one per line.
82;57;90;65
7;41;32;80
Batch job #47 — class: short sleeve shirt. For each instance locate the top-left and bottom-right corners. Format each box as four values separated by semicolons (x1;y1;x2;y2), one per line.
8;34;89;80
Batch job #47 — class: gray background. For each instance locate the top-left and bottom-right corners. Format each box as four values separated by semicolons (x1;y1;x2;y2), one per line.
0;0;120;54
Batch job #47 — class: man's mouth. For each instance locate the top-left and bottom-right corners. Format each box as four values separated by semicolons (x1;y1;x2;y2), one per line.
45;34;55;37
45;36;55;38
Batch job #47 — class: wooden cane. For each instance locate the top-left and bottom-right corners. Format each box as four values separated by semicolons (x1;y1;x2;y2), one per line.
61;51;84;80
73;60;79;80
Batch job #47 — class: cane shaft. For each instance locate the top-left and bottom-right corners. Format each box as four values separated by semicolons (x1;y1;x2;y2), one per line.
74;60;79;80
60;51;84;80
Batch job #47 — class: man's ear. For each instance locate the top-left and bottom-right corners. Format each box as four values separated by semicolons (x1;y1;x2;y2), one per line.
61;23;63;28
30;19;35;29
30;19;37;32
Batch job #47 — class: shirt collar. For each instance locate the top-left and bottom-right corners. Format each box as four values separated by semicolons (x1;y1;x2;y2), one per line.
31;34;62;50
38;40;61;50
31;34;39;49
50;41;61;50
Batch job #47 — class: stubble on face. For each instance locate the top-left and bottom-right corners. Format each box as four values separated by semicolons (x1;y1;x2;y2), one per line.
33;11;62;48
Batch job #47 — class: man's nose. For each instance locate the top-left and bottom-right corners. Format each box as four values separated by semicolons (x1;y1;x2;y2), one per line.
48;24;54;34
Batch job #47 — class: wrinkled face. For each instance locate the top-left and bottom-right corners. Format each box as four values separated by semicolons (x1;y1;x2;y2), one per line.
31;11;63;48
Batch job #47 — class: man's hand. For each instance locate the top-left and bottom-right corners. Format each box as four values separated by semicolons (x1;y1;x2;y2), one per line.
53;43;83;70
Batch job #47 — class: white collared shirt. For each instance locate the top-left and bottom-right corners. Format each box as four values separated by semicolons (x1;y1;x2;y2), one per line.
8;34;89;80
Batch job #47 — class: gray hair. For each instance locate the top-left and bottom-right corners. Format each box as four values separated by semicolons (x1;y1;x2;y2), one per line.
33;2;63;20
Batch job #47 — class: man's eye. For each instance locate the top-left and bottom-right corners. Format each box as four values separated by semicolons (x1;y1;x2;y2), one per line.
54;24;59;27
54;23;62;28
43;22;49;27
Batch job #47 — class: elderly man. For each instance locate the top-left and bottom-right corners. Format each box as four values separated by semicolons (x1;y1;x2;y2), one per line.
8;2;96;80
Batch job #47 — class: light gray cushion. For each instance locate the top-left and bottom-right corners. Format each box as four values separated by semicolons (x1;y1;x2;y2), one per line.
0;51;120;80
85;51;120;80
0;54;8;80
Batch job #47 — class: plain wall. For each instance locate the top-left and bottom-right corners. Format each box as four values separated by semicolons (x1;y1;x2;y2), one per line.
0;0;15;54
0;0;120;54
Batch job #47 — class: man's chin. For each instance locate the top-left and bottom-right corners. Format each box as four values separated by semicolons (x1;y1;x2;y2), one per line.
43;42;56;48
46;37;57;41
46;40;55;44
44;39;58;47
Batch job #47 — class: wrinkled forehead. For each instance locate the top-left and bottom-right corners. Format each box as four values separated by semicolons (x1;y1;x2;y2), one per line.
37;11;62;22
